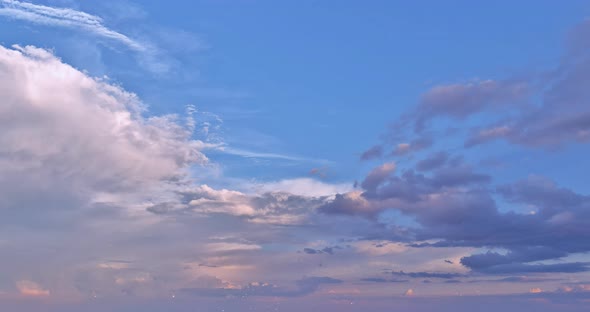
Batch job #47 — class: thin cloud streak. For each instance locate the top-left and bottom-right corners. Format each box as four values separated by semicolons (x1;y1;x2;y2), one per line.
0;0;146;52
223;147;332;164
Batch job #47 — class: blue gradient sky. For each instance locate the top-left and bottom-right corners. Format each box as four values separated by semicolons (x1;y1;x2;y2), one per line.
1;1;590;311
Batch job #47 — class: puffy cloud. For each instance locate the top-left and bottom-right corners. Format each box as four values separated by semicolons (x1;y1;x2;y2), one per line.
251;178;352;197
318;191;376;217
321;148;590;276
170;184;329;225
0;44;210;228
361;162;397;191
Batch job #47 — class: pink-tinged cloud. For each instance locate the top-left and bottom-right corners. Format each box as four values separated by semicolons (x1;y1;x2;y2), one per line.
16;280;50;297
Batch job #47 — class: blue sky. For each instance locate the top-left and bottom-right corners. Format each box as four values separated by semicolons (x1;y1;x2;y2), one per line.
1;1;590;311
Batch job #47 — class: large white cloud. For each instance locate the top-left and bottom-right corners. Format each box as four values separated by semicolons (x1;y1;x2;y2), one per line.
0;44;208;222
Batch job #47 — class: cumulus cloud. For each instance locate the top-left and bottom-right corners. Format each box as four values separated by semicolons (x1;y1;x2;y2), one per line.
170;184;330;225
321;148;590;276
0;44;212;227
361;162;397;191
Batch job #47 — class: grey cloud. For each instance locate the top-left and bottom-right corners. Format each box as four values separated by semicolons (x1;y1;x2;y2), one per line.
361;162;396;191
494;276;563;283
180;276;342;298
414;80;529;131
463;22;590;149
321;152;590;276
391;136;433;156
416;151;449;171
360;144;383;161
302;246;341;255
473;263;589;275
360;277;409;283
391;271;464;279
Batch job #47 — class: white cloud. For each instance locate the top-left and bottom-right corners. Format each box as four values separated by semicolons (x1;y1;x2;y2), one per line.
251;178;352;197
205;242;262;253
0;0;145;51
182;184;329;225
0;44;207;220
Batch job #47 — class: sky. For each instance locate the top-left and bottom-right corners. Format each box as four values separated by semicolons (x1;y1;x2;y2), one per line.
1;0;590;311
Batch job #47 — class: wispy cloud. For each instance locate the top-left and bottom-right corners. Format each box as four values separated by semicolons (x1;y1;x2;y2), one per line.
223;147;331;164
0;0;145;52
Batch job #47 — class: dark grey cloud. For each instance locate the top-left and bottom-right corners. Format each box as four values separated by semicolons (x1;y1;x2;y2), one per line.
302;246;340;255
320;152;590;276
391;271;464;279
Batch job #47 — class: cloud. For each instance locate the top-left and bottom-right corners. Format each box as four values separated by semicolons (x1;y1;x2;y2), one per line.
321;147;590;276
360;145;383;161
361;162;396;191
0;44;210;228
302;246;341;255
221;147;330;164
391;136;433;156
16;280;50;297
416;152;449;171
0;0;145;51
167;184;330;225
414;79;528;131
463;22;590;149
180;276;342;298
318;191;377;217
392;271;463;279
252;178;352;197
360;277;409;283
